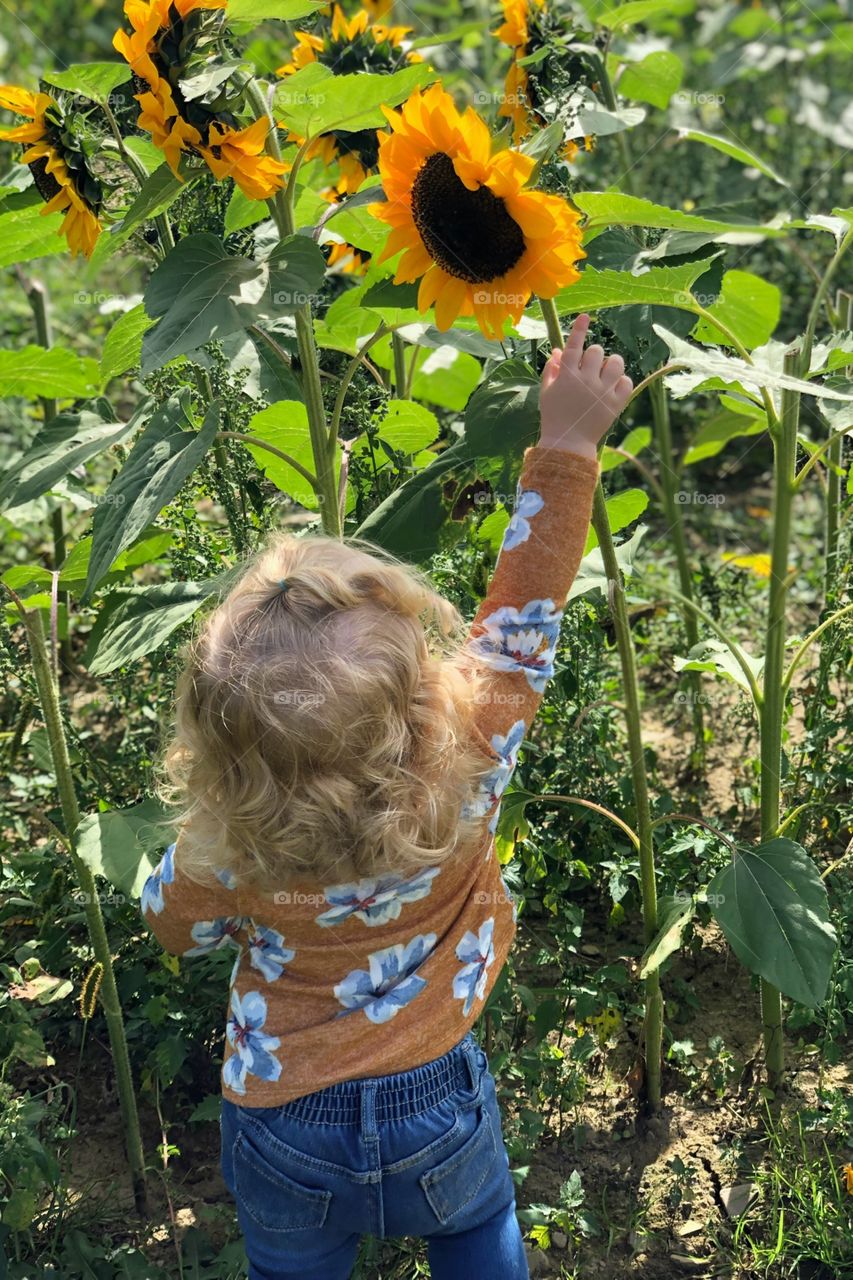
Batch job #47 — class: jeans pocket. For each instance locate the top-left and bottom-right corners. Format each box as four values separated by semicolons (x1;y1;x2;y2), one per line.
233;1128;332;1233
419;1103;498;1226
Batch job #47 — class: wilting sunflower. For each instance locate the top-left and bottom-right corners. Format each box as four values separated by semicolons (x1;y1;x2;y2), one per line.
495;0;595;161
370;82;585;340
113;0;288;199
276;5;420;195
0;86;102;257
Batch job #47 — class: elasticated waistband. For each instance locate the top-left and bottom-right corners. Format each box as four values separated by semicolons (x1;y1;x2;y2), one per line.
272;1033;481;1124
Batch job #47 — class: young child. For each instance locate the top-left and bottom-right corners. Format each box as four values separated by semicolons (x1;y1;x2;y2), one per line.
141;313;633;1280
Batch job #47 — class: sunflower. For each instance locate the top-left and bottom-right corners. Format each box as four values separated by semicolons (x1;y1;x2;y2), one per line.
369;82;585;340
0;85;102;257
494;0;594;160
113;0;288;199
276;5;420;195
321;185;372;274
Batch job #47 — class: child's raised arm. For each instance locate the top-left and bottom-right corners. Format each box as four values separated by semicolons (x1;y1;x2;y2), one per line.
463;315;633;824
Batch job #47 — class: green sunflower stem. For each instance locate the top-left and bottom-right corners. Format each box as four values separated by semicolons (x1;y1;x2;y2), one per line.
759;343;803;1089
540;296;662;1110
6;591;148;1215
20;274;72;670
648;377;705;772
247;77;340;537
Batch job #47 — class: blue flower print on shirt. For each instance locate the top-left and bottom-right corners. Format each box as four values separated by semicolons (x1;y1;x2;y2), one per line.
316;868;441;928
469;599;562;692
335;932;437;1024
215;866;238;890
223;989;282;1096
502;486;544;553
185;916;249;956
452;918;496;1016
247;924;295;981
462;719;526;836
141;843;176;916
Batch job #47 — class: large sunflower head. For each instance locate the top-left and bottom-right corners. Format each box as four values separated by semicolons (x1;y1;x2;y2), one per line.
113;0;288;199
0;85;103;257
276;5;420;192
494;0;596;159
369;82;585;340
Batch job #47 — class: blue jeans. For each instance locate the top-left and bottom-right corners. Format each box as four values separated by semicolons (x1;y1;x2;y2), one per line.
219;1033;529;1280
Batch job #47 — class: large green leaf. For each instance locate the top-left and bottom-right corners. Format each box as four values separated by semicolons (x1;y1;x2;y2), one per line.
76;799;175;896
0;203;65;270
573;191;785;237
42;62;131;104
85;580;216;674
0;410;139;513
655;326;853;403
363;400;441;455
691;270;781;349
244;400;320;508
584;487;649;552
549;257;719;316
0;346;100;399
83;396;220;600
100;304;155;385
674;637;764;691
617;50;683;108
140;233;326;374
274;62;434;137
708;839;836;1007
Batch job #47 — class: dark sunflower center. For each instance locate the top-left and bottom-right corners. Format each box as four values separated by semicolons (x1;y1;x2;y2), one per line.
411;151;525;285
28;154;62;204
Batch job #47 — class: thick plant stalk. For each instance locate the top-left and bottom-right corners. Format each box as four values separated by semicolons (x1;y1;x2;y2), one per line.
11;596;149;1213
759;344;802;1087
247;79;341;536
824;292;852;601
540;298;662;1109
648;378;705;770
20;276;73;670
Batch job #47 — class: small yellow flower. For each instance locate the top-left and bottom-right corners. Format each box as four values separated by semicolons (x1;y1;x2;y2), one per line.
843;1163;853;1195
0;84;102;257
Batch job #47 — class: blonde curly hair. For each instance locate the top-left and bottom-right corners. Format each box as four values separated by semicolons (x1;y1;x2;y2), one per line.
161;532;492;889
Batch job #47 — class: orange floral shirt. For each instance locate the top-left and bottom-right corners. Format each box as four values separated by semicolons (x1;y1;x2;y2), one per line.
141;445;600;1106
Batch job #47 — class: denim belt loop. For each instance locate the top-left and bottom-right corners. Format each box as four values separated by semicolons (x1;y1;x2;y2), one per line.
460;1034;483;1097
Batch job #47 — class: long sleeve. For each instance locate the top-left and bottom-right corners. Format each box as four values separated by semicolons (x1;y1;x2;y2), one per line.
140;834;245;959
462;444;600;831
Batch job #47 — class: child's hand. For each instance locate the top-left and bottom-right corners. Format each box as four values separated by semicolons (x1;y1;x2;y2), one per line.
539;313;634;458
